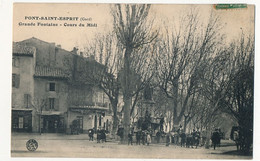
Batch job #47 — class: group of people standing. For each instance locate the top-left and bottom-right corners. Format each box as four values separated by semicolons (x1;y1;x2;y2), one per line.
165;129;202;148
88;126;221;150
88;128;107;143
128;130;152;145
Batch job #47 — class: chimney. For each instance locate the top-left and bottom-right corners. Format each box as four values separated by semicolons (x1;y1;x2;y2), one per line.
71;47;78;54
57;44;61;48
80;52;83;57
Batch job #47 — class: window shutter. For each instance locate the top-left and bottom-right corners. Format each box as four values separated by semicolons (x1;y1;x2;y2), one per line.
46;83;50;92
15;74;20;88
56;83;59;93
46;98;50;110
28;94;31;108
24;94;27;108
55;98;59;111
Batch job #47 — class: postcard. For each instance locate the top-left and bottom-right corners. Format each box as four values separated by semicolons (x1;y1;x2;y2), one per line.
11;3;254;159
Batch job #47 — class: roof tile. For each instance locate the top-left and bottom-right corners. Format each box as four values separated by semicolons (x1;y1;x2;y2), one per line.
34;66;69;79
13;42;35;56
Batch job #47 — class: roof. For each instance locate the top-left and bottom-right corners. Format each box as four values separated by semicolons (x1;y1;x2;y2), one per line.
13;42;35;56
34;66;69;79
12;108;33;111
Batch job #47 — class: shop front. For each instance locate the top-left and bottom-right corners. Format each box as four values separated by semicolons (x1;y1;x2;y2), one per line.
41;111;65;133
12;109;32;132
68;106;110;134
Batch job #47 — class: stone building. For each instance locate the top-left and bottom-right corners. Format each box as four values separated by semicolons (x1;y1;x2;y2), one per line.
12;43;36;132
12;37;112;133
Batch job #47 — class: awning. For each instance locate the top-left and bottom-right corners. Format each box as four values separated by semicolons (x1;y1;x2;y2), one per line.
70;105;108;111
41;111;63;116
12;108;33;111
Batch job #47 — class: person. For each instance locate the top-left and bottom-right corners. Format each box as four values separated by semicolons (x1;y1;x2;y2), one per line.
146;133;151;146
156;131;161;143
180;131;186;147
170;131;175;144
211;129;220;150
128;132;133;145
233;129;240;151
88;128;94;141
186;134;193;148
192;129;200;148
136;130;141;145
176;126;182;145
117;126;124;144
97;128;101;143
101;128;106;143
141;131;146;145
166;133;170;146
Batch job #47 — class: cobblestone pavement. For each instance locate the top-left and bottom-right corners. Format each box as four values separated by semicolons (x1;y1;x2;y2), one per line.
11;133;252;159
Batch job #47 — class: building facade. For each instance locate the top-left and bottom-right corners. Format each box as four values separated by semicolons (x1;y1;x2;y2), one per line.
12;43;36;132
12;37;112;133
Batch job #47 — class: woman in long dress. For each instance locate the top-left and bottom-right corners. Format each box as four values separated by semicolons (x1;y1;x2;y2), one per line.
147;133;152;146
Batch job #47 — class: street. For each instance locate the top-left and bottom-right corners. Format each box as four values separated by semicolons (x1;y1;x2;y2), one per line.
11;133;252;159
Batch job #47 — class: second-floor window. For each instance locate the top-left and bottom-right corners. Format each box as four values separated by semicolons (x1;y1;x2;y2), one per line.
12;74;20;88
49;83;56;91
24;94;31;108
49;98;55;110
12;57;20;67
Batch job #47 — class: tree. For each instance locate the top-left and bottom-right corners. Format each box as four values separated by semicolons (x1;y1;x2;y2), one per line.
83;32;122;137
221;34;254;153
31;97;46;134
111;4;158;142
156;9;224;129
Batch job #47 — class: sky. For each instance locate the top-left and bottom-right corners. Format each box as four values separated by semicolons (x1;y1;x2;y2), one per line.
13;3;255;51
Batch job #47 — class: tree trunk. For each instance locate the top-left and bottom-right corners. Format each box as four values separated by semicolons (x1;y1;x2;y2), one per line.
172;79;179;128
111;101;118;138
123;96;131;143
122;48;132;143
39;114;41;135
205;116;212;149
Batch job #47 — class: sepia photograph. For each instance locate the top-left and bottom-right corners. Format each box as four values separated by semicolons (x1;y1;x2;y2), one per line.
10;3;254;159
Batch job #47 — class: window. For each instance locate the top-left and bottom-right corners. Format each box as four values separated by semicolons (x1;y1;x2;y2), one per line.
12;74;16;87
18;117;24;129
12;74;20;88
24;94;31;108
49;98;55;110
12;57;20;67
49;83;56;91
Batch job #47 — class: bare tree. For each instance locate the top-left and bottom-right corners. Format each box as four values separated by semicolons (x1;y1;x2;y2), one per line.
219;33;254;153
156;8;224;131
31;97;47;134
111;4;158;142
83;32;122;137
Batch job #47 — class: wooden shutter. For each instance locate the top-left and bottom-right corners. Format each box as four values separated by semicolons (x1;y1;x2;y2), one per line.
24;94;27;108
23;94;31;108
54;98;59;111
15;74;20;88
56;83;59;93
28;94;31;108
46;83;50;92
45;98;50;110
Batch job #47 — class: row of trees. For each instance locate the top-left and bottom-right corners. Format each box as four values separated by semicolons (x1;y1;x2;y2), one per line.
78;4;253;152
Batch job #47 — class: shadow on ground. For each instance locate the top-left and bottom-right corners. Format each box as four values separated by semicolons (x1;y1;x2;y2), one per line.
211;150;253;158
